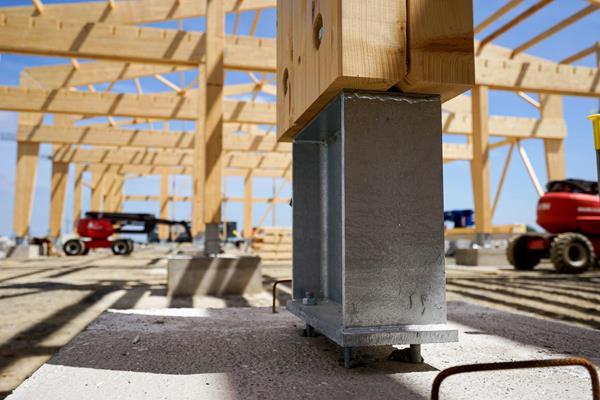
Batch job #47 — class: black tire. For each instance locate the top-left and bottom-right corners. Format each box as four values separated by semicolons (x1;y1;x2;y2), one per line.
125;239;135;255
507;235;541;271
81;247;90;255
550;233;594;274
63;239;84;256
111;239;131;256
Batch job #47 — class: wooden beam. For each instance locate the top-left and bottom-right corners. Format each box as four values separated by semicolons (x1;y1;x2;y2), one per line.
491;142;515;219
541;95;566;180
475;56;600;97
17;124;290;152
0;86;276;123
471;86;492;236
1;0;275;24
53;143;470;167
479;0;555;48
443;113;566;139
0;15;276;71
474;0;525;35
204;0;225;225
512;5;598;57
560;42;600;64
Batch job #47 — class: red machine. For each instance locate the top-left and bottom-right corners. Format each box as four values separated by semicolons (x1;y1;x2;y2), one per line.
63;212;192;256
507;179;600;273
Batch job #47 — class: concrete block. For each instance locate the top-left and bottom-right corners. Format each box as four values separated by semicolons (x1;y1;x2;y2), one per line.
6;244;41;259
455;248;508;266
167;255;263;297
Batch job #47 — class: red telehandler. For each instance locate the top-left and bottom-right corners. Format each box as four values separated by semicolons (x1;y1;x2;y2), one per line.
507;179;600;273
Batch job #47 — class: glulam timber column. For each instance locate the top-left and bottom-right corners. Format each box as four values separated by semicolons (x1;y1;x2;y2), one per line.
203;0;225;255
243;171;253;238
13;75;43;243
541;95;566;181
471;85;492;244
159;173;170;241
277;0;474;368
49;115;72;240
72;164;83;232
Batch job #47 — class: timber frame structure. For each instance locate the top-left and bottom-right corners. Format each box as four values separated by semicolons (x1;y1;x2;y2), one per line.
0;0;598;242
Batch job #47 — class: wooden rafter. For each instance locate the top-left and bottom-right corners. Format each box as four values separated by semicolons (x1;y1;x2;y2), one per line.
479;0;555;49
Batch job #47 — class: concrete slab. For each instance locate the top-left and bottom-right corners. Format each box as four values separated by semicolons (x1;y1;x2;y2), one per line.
7;302;600;400
454;248;507;266
5;245;41;259
167;255;263;297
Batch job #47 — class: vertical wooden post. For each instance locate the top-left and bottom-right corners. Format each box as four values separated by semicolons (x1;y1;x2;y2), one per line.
73;164;83;232
541;95;565;181
49;147;69;239
13;75;43;241
113;173;124;212
49;115;73;239
102;171;116;212
159;173;170;240
192;67;206;237
243;171;253;238
90;168;105;211
471;85;492;240
204;0;224;226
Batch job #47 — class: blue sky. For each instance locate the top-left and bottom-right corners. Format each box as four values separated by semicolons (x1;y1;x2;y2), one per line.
0;0;598;237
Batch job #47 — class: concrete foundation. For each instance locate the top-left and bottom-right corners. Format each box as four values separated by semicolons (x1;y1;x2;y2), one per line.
167;255;263;297
7;303;600;400
6;244;41;259
455;248;508;266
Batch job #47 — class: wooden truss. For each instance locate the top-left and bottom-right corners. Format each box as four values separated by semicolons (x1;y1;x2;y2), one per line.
2;0;599;240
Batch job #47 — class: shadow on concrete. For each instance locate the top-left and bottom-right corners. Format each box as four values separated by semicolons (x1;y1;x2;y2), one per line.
448;301;600;363
45;308;431;399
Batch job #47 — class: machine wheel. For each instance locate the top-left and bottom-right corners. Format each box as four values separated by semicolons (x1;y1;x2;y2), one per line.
507;235;541;271
550;233;594;274
63;239;84;256
125;239;135;255
111;239;131;256
81;247;90;255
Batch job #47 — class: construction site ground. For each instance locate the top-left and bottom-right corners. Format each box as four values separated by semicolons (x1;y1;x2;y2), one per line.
1;246;599;399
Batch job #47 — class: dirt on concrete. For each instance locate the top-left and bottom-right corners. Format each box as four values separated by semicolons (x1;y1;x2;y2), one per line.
0;247;599;398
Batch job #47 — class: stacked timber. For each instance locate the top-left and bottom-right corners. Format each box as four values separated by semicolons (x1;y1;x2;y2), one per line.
251;227;292;263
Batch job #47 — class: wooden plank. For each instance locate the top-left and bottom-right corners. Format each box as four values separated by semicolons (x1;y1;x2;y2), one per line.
0;0;275;24
0;14;276;71
471;86;492;236
443;113;567;139
0;86;276;123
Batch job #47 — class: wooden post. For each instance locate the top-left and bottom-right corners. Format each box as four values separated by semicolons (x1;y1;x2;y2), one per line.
203;0;225;253
204;0;224;224
471;85;492;239
13;75;43;241
243;171;253;238
541;95;566;181
73;163;83;232
192;68;206;237
49;146;69;239
49;115;73;239
159;173;169;240
90;167;105;211
113;173;124;212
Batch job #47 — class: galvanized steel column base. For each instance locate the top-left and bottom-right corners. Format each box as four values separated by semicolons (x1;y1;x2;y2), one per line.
287;91;458;362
